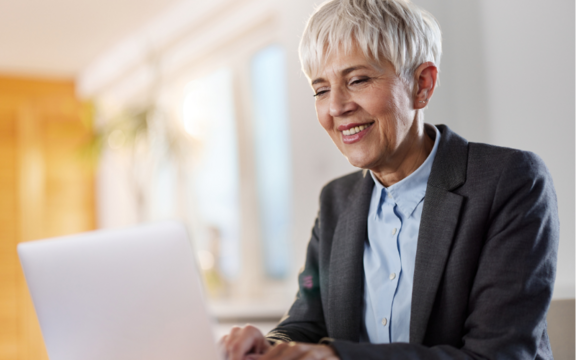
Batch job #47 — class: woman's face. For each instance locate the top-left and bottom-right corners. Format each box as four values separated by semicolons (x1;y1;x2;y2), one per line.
310;47;418;171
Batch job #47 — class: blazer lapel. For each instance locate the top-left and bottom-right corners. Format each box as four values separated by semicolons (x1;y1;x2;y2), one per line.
410;125;469;344
327;171;373;342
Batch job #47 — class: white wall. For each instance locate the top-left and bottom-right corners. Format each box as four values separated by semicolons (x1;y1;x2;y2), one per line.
412;0;490;142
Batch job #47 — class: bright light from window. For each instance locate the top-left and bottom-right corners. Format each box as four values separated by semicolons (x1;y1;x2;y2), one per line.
182;68;241;280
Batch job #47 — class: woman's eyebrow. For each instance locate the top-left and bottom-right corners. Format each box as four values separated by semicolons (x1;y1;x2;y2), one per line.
311;65;370;85
341;65;369;76
311;78;326;86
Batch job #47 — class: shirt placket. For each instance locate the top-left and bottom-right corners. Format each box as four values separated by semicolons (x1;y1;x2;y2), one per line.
376;190;402;342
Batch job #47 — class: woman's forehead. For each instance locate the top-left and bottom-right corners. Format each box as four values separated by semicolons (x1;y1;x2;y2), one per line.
310;50;390;83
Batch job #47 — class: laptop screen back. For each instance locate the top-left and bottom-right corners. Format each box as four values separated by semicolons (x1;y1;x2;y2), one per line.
18;221;220;360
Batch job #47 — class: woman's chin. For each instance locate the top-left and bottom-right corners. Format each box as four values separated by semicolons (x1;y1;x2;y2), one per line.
339;141;383;170
345;154;375;170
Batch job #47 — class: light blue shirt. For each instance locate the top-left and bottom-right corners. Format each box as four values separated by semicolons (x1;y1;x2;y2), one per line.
363;125;440;343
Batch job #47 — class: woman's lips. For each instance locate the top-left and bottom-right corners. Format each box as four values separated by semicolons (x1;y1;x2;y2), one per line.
341;122;374;144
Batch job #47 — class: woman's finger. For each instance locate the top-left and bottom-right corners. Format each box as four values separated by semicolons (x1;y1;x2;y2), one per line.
227;325;266;360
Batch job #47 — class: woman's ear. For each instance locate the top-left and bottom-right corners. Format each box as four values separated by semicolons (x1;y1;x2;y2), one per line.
413;62;438;109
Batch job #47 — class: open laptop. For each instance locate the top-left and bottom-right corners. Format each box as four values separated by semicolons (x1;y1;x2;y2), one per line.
18;221;221;360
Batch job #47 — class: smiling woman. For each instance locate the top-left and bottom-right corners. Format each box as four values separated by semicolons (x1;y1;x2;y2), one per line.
220;0;559;359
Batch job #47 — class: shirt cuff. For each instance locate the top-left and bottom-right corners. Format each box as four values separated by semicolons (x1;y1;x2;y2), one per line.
319;337;335;345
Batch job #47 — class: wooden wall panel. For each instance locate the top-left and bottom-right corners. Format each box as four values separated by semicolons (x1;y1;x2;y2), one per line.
0;75;95;360
0;109;19;360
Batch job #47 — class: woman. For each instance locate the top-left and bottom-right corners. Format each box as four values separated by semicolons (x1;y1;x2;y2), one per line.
221;0;558;359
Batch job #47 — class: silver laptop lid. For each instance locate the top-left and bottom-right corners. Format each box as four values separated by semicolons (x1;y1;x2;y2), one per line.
18;221;220;360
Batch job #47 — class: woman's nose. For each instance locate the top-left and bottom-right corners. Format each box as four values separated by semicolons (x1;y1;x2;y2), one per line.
329;88;356;117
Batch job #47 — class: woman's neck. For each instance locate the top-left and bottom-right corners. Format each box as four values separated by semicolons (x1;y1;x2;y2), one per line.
371;120;434;187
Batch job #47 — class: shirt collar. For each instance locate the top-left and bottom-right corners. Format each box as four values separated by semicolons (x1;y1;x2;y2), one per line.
370;124;441;218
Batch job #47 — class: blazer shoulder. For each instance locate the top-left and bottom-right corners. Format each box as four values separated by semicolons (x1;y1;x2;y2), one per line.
468;142;551;179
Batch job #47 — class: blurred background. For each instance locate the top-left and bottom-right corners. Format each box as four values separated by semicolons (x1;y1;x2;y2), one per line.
0;0;573;359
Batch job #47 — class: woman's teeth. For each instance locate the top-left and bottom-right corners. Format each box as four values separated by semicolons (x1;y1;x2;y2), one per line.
343;124;369;136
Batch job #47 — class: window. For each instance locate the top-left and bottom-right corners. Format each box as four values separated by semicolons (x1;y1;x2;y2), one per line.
250;45;292;279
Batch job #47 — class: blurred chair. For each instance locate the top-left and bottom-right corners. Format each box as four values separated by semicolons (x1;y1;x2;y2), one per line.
547;298;575;360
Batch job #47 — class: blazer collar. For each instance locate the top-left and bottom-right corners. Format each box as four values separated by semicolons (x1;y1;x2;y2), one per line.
327;171;373;341
427;124;468;191
410;124;469;344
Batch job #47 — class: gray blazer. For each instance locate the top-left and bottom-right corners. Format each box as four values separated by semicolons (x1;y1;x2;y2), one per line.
267;125;559;359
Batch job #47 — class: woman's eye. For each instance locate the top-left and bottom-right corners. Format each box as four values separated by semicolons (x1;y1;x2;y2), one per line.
313;90;329;97
350;77;370;86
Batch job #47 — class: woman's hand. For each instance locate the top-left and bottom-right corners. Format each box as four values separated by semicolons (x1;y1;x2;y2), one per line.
258;342;339;360
219;325;339;360
219;325;271;360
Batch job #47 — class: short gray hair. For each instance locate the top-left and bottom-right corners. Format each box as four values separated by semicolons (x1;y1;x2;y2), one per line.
299;0;442;82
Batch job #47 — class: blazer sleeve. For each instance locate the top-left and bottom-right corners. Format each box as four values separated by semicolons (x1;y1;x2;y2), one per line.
330;150;559;359
266;216;329;344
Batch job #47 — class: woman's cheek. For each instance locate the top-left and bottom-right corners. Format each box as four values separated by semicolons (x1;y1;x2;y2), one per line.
316;110;333;134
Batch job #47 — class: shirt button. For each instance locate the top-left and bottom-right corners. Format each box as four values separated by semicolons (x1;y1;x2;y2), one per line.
392;228;397;235
381;317;388;326
389;273;396;280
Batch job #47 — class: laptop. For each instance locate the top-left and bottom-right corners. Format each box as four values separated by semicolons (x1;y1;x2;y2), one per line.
18;221;221;360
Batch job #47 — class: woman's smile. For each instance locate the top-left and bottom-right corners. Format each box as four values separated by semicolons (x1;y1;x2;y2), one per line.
340;122;374;144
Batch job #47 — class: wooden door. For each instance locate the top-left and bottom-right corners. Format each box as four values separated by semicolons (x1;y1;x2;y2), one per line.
0;76;95;360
